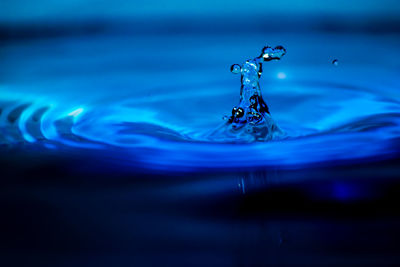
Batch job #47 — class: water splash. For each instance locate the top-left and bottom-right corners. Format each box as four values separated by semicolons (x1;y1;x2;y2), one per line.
208;46;286;142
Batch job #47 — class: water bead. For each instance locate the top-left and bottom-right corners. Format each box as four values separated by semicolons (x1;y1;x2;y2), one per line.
230;64;242;74
231;107;244;118
261;45;286;61
332;59;339;66
231;107;237;115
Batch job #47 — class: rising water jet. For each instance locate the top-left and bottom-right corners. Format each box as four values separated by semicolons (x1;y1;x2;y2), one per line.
209;45;286;142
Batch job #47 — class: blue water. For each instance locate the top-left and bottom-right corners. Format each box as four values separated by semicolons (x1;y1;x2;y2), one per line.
2;29;400;265
1;32;400;172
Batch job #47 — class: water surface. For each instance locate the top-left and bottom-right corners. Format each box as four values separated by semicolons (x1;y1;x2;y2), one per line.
1;32;399;171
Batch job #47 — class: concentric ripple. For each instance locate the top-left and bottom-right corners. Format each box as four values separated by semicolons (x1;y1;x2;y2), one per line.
1;33;400;171
1;75;399;172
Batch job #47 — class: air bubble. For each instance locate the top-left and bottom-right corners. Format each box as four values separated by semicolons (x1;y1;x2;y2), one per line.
232;107;244;118
332;59;339;66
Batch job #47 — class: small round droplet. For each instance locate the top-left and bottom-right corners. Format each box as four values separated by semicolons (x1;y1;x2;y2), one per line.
233;107;244;118
230;64;241;74
332;59;339;66
231;107;237;116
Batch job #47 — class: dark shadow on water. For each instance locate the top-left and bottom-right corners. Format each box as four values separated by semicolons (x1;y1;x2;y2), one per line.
1;148;400;265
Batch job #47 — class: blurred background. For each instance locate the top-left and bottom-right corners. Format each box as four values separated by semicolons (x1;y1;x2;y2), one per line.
1;0;400;265
2;0;400;37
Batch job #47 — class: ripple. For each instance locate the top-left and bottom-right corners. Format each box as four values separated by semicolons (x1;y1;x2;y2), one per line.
1;74;399;172
1;33;400;171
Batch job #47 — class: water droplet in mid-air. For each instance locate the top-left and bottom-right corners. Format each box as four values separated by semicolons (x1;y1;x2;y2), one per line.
332;59;339;66
261;45;286;61
230;64;241;74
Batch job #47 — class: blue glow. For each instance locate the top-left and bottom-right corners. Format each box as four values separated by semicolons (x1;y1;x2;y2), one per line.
277;72;287;79
333;183;353;201
68;108;84;117
331;182;366;201
18;104;37;143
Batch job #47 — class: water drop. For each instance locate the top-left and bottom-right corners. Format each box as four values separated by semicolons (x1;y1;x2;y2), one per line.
230;64;241;74
261;45;286;61
332;59;339;66
232;107;244;118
